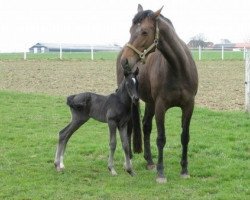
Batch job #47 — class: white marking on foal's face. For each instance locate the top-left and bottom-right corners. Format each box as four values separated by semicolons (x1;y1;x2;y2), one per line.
132;78;136;84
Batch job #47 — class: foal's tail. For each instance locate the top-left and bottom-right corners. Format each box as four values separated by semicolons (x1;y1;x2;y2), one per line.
67;95;80;110
132;101;143;153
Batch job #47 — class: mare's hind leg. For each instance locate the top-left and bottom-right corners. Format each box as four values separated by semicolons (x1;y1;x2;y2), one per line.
180;101;194;178
54;109;89;171
119;125;135;176
143;103;155;170
107;120;117;176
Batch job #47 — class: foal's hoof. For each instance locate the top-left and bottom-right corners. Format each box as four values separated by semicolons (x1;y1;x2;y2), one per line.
54;162;65;172
127;170;136;177
156;176;167;184
181;173;190;179
108;167;118;176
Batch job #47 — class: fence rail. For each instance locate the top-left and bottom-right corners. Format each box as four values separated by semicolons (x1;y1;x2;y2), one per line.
190;46;248;61
0;46;249;61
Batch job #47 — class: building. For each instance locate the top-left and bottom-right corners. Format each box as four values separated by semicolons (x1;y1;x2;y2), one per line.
29;43;122;53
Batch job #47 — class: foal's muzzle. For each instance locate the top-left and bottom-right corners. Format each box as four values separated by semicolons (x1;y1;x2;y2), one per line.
132;96;139;104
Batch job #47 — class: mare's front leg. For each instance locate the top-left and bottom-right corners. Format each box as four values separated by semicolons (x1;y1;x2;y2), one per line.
107;120;118;176
54;109;88;171
119;124;135;176
155;100;167;183
180;101;194;178
143;103;155;170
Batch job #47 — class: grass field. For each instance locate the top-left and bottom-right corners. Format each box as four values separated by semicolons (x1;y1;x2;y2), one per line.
0;90;249;199
0;50;246;61
0;56;249;199
0;51;119;61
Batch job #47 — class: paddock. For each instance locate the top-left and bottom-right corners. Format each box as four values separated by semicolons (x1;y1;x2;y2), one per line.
0;59;249;199
0;60;245;110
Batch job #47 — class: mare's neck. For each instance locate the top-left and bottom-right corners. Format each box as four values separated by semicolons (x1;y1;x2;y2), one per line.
157;17;193;71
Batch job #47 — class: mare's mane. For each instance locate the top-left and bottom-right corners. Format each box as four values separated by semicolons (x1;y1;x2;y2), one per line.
132;10;175;30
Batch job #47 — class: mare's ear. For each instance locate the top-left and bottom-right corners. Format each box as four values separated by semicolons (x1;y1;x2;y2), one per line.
154;6;164;19
137;4;143;12
134;67;139;76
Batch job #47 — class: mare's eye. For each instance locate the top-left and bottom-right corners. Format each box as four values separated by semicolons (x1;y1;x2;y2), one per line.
141;31;148;36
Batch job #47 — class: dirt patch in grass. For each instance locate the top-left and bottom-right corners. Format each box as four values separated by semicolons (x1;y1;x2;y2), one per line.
0;60;245;110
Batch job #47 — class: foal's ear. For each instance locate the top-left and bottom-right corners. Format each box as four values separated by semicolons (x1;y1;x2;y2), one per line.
137;4;143;12
154;6;164;19
124;69;131;77
134;67;139;76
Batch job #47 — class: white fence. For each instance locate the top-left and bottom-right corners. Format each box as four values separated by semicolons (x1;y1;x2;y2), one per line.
245;52;250;112
190;46;248;61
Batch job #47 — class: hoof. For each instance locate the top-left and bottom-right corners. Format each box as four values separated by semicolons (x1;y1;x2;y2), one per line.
156;176;167;184
108;167;118;176
127;170;136;177
146;164;156;171
54;162;65;172
181;173;190;179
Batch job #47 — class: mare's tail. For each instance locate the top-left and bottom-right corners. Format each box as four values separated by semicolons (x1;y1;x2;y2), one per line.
132;101;143;153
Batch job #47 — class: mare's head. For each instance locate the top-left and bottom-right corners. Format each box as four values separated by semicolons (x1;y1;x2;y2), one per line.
124;67;139;104
121;4;163;69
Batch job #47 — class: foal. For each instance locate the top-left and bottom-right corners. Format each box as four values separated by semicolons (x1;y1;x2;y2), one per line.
54;68;139;176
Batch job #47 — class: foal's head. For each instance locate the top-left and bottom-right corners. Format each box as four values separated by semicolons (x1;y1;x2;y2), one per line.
121;4;163;68
123;67;139;104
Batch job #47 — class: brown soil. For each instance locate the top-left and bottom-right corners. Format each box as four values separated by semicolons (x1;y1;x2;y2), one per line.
0;60;245;111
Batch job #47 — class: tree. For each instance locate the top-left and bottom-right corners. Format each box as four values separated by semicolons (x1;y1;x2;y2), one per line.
188;33;207;48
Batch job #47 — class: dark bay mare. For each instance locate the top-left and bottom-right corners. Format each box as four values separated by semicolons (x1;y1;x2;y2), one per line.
117;5;198;183
54;68;139;176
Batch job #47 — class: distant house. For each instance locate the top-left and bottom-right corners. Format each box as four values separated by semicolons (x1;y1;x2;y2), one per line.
29;43;122;53
213;43;250;51
213;43;235;50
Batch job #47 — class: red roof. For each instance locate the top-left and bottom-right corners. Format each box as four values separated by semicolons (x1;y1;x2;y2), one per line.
234;43;250;48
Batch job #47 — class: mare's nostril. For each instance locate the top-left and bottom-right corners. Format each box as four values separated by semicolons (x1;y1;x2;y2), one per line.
121;58;129;68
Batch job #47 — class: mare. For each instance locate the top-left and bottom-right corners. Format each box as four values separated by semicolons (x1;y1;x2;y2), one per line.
117;4;198;183
54;68;139;176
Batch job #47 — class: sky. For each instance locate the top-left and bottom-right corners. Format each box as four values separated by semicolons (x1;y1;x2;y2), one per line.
0;0;250;52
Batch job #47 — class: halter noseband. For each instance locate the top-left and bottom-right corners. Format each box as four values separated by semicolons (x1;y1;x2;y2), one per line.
125;23;159;63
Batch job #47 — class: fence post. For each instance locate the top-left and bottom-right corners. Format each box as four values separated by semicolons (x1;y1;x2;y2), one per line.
221;45;224;60
245;53;250;112
91;46;94;60
59;44;62;60
243;47;246;60
198;46;201;60
23;51;27;60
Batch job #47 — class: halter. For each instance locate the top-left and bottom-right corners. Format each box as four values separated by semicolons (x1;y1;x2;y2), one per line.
125;23;159;63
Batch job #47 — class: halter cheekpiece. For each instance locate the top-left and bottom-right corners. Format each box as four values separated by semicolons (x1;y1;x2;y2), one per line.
126;23;159;63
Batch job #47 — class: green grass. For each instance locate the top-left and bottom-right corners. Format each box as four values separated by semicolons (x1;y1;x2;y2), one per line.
0;90;249;199
0;50;245;61
191;50;245;60
0;51;119;61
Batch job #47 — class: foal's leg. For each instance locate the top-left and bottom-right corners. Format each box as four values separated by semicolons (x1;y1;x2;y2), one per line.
107;120;117;176
119;125;135;176
155;100;167;183
54;109;88;171
180;101;194;178
142;103;155;170
127;119;133;159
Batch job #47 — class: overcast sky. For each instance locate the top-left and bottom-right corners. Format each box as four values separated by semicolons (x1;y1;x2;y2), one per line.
0;0;250;52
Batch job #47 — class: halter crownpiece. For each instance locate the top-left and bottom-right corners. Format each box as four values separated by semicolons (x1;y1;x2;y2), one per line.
126;22;159;63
